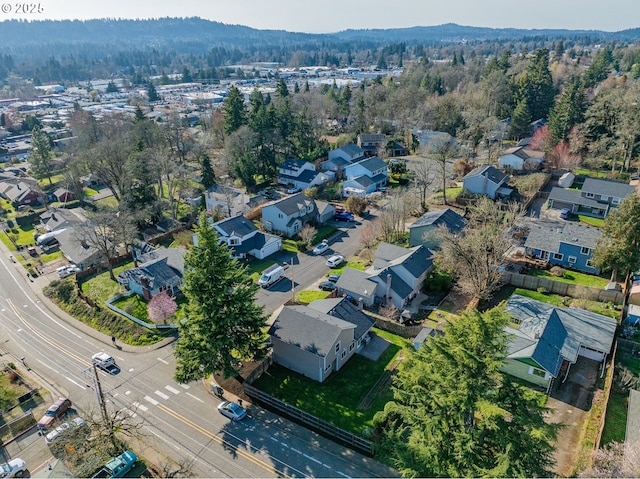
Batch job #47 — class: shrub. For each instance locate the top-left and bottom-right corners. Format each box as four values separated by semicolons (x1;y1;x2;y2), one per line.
6;219;13;228
550;266;566;277
537;287;548;295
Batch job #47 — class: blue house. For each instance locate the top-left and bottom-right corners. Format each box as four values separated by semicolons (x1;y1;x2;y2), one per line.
342;156;388;197
524;220;601;274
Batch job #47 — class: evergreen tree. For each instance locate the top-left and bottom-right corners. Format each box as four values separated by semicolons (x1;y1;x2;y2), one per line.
303;80;310;93
199;152;216;189
509;99;532;140
105;81;118;93
583;47;613;88
275;78;289;98
222;84;246;136
182;67;193;83
147;81;159;102
174;214;268;381
30;125;53;184
374;308;557;478
517;48;555;121
547;76;587;142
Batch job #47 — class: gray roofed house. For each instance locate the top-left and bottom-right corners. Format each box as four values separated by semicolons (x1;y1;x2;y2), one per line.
212;214;281;259
261;192;319;238
498;146;545;171
548;177;637;219
342;155;388;197
501;294;617;390
268;300;372;382
40;207;89;232
335;267;379;307
462;165;510;199
582;177;636;199
408;208;467;248
307;297;375;342
204;183;251;218
357;133;387;156
118;247;186;300
524;219;601;274
55;227;106;271
277;158;332;190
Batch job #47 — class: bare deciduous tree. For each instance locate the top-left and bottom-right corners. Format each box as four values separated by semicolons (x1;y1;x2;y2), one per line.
411;156;435;212
360;221;380;250
580;441;640;478
299;224;317;245
428;138;459;205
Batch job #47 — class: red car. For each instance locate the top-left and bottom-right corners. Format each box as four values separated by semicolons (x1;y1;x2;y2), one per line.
37;397;72;429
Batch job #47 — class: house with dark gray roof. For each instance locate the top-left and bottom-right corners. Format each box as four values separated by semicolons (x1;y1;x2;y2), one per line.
365;242;434;309
524;219;601;274
408;208;467;248
342;156;388;197
335;267;379;307
261;192;320;238
277;158;332;191
55;227;107;271
501;294;616;390
548;177;637;219
357;133;387;157
268;298;374;382
498;146;545;171
323;144;365;178
212;214;281;259
118;247;186;300
40;207;89;232
462;165;511;199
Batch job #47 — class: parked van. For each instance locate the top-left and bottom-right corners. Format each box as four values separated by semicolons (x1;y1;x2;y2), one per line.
259;264;285;288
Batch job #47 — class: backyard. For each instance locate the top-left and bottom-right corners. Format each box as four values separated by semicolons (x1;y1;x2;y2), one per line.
528;268;609;289
253;328;408;434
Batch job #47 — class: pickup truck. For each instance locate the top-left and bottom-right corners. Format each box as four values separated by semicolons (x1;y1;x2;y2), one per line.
92;450;137;478
92;352;120;375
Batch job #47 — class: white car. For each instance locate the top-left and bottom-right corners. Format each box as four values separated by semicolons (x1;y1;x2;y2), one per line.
326;255;345;268
0;458;27;477
45;417;86;445
312;240;330;255
287;186;301;194
217;400;247;421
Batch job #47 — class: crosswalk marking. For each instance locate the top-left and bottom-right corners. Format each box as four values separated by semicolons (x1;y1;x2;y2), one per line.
157;357;169;364
179;384;190;390
144;395;159;405
165;385;180;395
155;390;170;400
133;402;149;412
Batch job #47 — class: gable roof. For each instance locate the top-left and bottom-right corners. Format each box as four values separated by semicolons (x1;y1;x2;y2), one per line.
372;242;433;277
338;143;365;157
4;181;39;202
581;177;636;199
55;227;103;265
280;158;308;171
40;207;89;231
307;298;375;340
524;219;601;251
268;305;355;357
213;215;258;238
548;187;607;209
501;146;545;161
347;156;387;173
504;294;617;376
464;165;508;185
335;267;378;299
409;208;467;233
377;268;412;299
120;247;186;290
346;175;375;188
358;133;386;143
267;192;314;216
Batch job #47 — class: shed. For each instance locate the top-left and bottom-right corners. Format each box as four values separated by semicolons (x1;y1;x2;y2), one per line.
558;172;576;188
630;280;640;306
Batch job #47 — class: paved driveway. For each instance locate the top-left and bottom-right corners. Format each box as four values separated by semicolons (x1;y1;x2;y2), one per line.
547;356;601;477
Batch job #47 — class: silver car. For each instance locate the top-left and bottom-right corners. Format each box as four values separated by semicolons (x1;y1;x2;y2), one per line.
217;401;247;421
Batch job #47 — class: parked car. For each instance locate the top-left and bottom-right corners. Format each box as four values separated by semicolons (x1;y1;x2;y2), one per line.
560;208;571;219
45;417;86;445
37;397;72;430
334;212;354;222
0;458;26;477
92;352;120;374
326;255;345;268
319;281;337;292
217;400;247;421
327;273;341;283
312;240;330;255
286;186;301;194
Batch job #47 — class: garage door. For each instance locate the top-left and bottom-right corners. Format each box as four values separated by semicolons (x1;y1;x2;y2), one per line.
259;239;281;259
579;346;604;361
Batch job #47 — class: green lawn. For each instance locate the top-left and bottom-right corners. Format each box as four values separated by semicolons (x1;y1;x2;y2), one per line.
512;287;620;318
282;239;298;253
600;390;628;445
244;258;278;282
253;327;407;434
578;215;605;227
84;187;99;197
94;196;119;208
0;231;16;251
575;168;609;179
79;262;133;303
528;268;609;289
295;290;331;303
430;186;462;204
40;250;63;263
330;258;368;275
111;293;187;323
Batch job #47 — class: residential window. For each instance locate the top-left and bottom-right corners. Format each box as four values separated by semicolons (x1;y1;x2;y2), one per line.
612;197;621;205
349;342;355;351
553;252;563;261
586;259;594;268
529;367;547;379
229;239;239;246
584;192;595;198
325;363;332;371
278;213;283;218
601;195;609;201
335;342;340;353
341;350;346;359
568;256;577;263
581;246;591;255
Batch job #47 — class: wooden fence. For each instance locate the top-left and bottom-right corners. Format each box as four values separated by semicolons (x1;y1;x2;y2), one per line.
244;383;374;456
501;271;624;304
595;340;618;449
105;291;178;330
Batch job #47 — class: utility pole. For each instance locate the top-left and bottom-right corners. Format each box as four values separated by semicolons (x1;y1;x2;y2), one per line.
290;258;295;303
85;364;117;450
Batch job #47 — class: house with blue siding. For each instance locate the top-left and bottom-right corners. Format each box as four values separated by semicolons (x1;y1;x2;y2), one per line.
548;177;636;219
342;156;388;197
408;208;467;248
524;220;601;274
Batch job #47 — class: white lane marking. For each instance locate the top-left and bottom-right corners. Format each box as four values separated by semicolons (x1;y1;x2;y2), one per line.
336;472;351;478
179;384;190;389
123;408;137;418
17;328;22;332
128;368;134;372
186;392;204;403
144;396;159;406
133;402;149;412
36;358;59;374
165;385;180;395
291;447;302;454
125;391;131;395
157;357;169;364
66;377;86;389
303;453;322;464
154;390;170;400
23;304;27;308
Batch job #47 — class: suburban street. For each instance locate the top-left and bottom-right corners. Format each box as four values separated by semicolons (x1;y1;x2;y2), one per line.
0;219;397;477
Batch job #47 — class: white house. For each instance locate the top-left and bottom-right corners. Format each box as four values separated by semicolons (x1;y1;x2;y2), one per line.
498;146;545;171
462;165;511;200
277;158;333;191
342;156;388;197
204;184;251;218
212;214;282;259
261;192;319;238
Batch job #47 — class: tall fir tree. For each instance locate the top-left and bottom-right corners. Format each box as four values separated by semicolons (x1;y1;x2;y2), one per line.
222;84;246;136
199;152;216;189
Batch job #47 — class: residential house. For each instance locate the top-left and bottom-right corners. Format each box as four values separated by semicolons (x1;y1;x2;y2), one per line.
315;200;337;224
366;242;434;310
462;165;511;200
52;188;76;203
342;156;388;197
40;207;89;232
212;214;281;259
261;192;319;238
524;219;601;274
548;178;636;219
501;294;616;390
357;133;387;157
277;158;332;191
498;146;545;171
408;208;467;248
268;297;375;382
118;247;186;300
415;130;454;152
1;181;44;206
335;267;379;308
55;228;106;271
204;184;251;218
323;144;365;178
386;140;409;157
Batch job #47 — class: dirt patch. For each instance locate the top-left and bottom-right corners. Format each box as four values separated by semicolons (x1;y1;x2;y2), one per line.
210;361;261;403
438;289;474;314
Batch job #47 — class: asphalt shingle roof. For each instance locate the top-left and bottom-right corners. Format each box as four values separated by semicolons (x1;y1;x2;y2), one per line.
338;143;365;158
349;156;387;173
548;187;609;209
308;298;375;340
464;165;507;185
335;267;378;299
524;219;601;251
581;177;635;199
213;215;258;238
269;192;314;216
409;208;466;233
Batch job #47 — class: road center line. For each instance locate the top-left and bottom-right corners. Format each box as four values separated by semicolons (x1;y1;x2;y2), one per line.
157;357;169;364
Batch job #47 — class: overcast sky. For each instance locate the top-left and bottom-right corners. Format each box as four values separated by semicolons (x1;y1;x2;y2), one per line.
7;0;639;33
